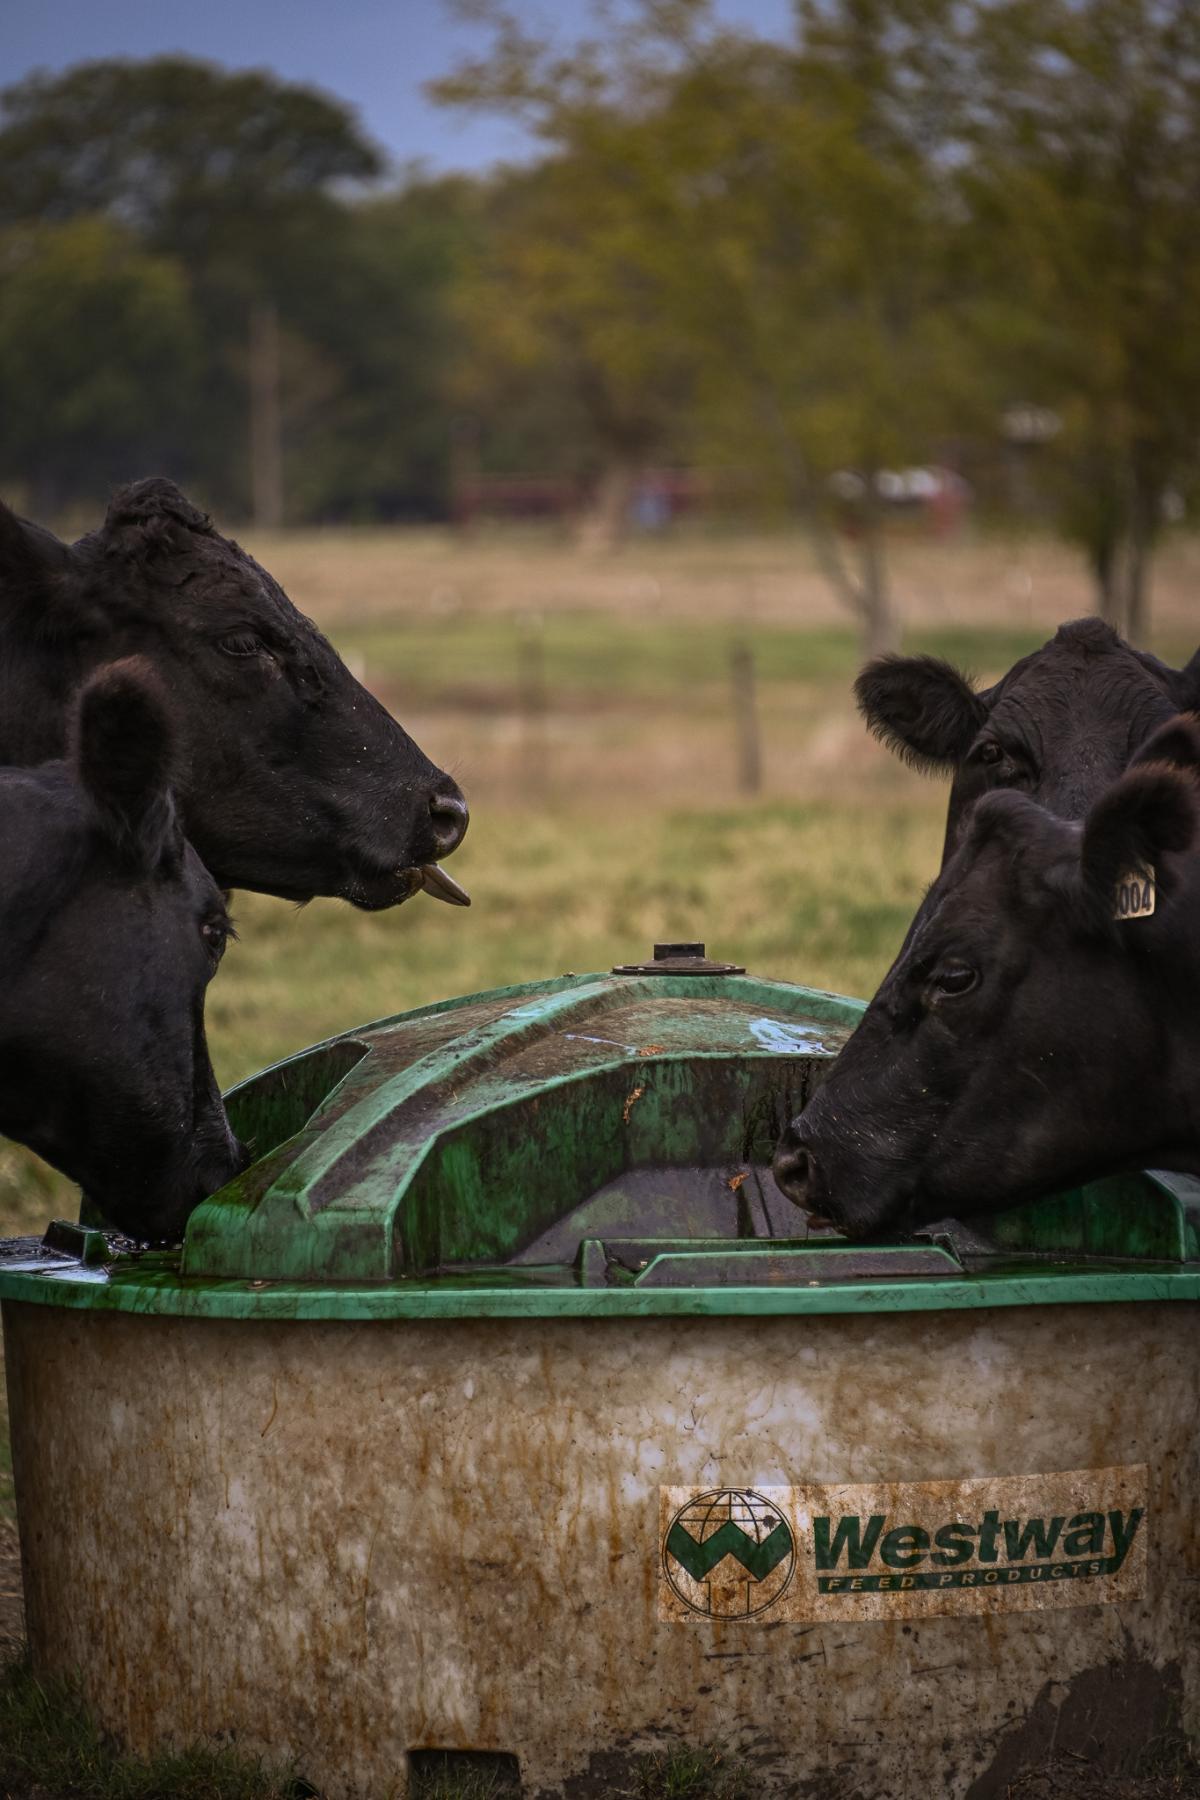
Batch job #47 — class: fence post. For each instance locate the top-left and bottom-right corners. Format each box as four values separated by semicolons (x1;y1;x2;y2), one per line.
730;635;762;795
517;615;548;792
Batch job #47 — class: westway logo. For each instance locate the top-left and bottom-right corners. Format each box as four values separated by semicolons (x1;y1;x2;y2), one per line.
662;1489;797;1619
658;1467;1148;1624
814;1504;1143;1595
667;1514;793;1583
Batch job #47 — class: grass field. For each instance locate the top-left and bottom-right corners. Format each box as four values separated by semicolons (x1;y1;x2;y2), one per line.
1;522;1198;1791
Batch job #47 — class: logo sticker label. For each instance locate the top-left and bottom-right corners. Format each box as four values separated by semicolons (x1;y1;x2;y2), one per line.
659;1466;1146;1623
662;1488;796;1619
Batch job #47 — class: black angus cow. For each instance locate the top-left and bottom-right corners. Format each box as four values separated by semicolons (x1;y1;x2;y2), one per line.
856;617;1200;863
1;660;246;1242
773;716;1200;1238
0;479;469;909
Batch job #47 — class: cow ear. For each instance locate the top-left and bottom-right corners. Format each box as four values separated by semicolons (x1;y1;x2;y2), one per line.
1129;713;1200;778
0;499;74;603
1077;765;1197;926
101;478;213;557
855;654;988;773
1175;645;1200;709
72;658;181;871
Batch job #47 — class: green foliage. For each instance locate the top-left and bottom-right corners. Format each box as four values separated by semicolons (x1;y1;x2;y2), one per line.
0;217;198;511
433;0;1200;637
0;57;381;262
959;0;1200;630
283;181;480;521
0;57;470;520
1;12;1200;621
0;1653;302;1800
433;0;987;640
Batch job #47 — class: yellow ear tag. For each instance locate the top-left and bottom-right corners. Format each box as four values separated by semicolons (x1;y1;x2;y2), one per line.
1113;865;1156;920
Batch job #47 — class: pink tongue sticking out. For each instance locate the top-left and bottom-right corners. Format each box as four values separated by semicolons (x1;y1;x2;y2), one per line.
419;863;471;906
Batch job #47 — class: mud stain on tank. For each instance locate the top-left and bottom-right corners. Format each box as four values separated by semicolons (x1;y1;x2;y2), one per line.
966;1646;1184;1799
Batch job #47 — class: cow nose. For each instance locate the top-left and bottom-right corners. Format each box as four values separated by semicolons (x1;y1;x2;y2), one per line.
773;1138;815;1207
429;784;469;857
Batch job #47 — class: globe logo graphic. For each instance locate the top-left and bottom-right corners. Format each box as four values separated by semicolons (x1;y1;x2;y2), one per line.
663;1489;795;1619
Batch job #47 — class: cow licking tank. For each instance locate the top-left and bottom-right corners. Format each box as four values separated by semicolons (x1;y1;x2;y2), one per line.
2;949;1199;1800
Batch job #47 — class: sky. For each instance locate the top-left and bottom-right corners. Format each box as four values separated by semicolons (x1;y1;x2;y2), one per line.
2;0;796;175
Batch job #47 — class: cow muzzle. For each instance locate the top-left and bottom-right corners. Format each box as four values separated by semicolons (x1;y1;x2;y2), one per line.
773;1134;819;1211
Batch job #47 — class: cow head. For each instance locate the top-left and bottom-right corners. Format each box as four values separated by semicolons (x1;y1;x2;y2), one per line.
774;716;1200;1237
0;479;469;907
0;660;247;1242
856;618;1200;861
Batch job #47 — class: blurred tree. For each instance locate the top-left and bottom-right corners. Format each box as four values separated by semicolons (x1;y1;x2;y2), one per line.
0;57;382;520
445;150;695;548
282;178;482;521
965;0;1200;637
0;216;198;514
435;8;705;548
634;11;982;653
434;0;981;646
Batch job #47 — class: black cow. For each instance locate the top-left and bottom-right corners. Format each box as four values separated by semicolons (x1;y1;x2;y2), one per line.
773;717;1200;1237
0;479;469;908
1;661;246;1242
856;617;1200;863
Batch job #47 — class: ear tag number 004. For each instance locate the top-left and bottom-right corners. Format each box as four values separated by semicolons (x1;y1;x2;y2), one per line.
1114;865;1156;921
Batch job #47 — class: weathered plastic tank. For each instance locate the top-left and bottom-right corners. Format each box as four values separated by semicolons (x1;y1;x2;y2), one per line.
2;946;1199;1799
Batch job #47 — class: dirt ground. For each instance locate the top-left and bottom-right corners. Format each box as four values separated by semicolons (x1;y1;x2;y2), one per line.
1007;1764;1200;1799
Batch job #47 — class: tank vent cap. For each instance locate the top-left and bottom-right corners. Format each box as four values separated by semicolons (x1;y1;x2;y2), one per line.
612;942;747;976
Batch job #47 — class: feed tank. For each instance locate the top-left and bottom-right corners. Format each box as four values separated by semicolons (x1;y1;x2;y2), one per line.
2;948;1198;1798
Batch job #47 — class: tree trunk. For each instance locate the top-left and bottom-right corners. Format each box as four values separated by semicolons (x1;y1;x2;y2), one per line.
576;463;633;554
1091;537;1125;632
1125;528;1153;646
249;300;284;529
729;637;762;794
858;478;899;659
1124;474;1158;645
751;385;903;658
516;621;548;794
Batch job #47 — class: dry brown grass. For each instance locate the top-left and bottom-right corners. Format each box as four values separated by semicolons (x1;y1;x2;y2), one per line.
244;518;1200;635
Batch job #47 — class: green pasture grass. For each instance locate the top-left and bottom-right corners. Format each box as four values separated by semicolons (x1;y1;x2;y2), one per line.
206;794;942;1091
0;1654;305;1800
329;613;1066;704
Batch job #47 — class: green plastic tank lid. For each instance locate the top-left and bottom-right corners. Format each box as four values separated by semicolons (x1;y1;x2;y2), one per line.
185;958;860;1283
2;956;1200;1320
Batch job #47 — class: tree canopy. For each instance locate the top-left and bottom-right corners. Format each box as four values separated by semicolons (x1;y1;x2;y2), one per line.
2;15;1200;642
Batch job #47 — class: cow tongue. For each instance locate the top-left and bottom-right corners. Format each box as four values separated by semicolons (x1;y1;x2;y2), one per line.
419;862;471;906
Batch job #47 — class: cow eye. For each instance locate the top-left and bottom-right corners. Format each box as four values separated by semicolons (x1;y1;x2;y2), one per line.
217;632;266;659
201;916;235;963
929;963;978;1002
